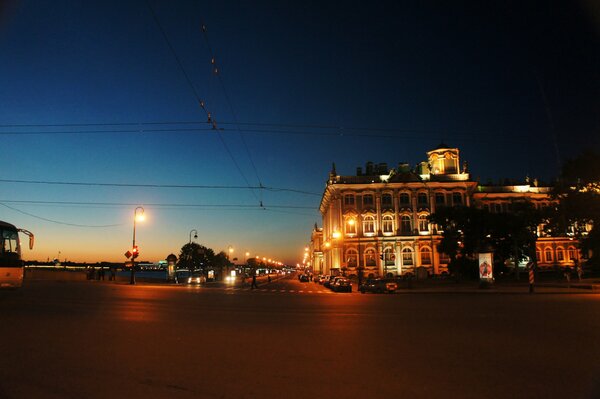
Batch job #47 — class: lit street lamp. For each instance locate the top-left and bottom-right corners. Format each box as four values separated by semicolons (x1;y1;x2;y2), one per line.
130;206;145;285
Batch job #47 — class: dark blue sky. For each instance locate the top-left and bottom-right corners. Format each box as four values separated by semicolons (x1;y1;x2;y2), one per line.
0;0;598;263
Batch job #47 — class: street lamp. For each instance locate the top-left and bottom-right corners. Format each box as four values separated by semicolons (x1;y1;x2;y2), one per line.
131;206;145;285
189;229;198;244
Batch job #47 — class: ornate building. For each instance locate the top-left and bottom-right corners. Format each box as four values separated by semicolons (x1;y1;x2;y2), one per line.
314;144;579;278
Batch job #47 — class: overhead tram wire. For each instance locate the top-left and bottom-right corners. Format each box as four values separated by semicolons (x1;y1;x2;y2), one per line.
0;199;317;210
145;1;261;203
0;178;321;197
0;123;528;144
199;20;264;196
0;203;124;228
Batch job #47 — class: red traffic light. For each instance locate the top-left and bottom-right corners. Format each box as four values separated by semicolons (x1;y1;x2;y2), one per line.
132;246;139;259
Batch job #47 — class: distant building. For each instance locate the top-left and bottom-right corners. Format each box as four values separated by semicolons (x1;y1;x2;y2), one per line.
313;144;580;278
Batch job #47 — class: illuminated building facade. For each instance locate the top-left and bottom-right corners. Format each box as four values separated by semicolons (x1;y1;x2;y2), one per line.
315;144;579;278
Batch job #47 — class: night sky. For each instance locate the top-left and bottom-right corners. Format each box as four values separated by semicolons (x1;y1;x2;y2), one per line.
0;0;598;264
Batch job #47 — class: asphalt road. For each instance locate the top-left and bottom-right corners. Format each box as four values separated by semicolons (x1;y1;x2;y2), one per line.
1;274;600;399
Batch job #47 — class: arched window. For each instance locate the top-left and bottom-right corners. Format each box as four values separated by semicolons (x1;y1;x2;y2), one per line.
384;247;395;266
568;246;577;261
401;215;412;234
435;193;445;206
420;247;432;265
536;247;542;263
382;215;394;234
452;192;463;205
363;216;375;235
418;214;429;232
345;218;357;235
400;193;411;207
345;248;358;268
402;247;413;266
381;193;393;207
544;247;553;263
417;193;428;206
365;248;377;267
556;247;565;262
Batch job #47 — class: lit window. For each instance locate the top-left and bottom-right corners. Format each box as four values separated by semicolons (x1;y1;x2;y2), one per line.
345;249;358;268
384;247;395;266
363;216;375;234
365;248;377;267
402;248;413;266
420;247;432;265
345;218;357;235
556;247;565;262
568;247;577;261
418;215;429;232
382;215;394;234
544;248;553;263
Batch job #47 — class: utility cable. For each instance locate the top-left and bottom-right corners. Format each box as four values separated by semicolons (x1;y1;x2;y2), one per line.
0;202;124;228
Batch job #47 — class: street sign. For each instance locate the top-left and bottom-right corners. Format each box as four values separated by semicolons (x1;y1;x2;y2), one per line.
125;251;132;259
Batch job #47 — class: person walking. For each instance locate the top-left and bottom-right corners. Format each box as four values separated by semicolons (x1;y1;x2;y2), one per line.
251;272;259;290
575;259;583;282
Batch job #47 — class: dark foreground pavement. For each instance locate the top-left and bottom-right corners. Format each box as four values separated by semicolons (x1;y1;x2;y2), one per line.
1;279;600;399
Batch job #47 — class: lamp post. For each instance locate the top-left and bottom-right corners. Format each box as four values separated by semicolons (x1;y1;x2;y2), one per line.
131;206;145;285
189;229;198;244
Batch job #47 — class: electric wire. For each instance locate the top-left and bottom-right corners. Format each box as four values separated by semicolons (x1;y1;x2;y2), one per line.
0;202;124;228
145;1;260;203
0;178;322;197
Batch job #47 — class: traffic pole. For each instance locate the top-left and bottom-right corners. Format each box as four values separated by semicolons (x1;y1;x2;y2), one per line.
528;263;535;294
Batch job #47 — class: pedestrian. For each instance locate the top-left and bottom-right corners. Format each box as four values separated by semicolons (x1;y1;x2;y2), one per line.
251;273;259;289
564;266;572;287
267;274;271;283
109;266;116;281
99;267;105;281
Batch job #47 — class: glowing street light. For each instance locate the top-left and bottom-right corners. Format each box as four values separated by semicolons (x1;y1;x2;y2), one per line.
130;206;145;285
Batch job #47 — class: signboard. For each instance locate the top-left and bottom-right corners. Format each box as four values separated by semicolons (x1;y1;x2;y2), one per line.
478;252;493;281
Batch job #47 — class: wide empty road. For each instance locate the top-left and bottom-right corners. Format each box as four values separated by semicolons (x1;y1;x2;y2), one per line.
1;275;600;399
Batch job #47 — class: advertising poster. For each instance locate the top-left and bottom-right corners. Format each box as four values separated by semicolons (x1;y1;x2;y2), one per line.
478;252;493;280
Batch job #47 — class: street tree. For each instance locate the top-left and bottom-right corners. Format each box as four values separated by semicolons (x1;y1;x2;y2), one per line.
177;243;214;273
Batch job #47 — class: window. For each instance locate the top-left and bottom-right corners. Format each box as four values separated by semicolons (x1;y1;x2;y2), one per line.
418;215;429;232
365;248;377;267
381;193;393;207
402;248;413;266
435;193;445;206
401;215;412;234
400;193;410;207
536;248;542;263
417;193;428;206
439;252;450;264
544;248;553;263
556;247;565;262
384;247;395;266
363;194;374;206
345;249;358;268
2;230;19;254
420;247;432;265
382;215;394;234
568;247;577;261
363;215;375;234
344;194;355;206
452;192;463;205
345;218;357;235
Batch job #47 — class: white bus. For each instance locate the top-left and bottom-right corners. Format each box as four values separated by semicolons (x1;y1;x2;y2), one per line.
0;220;34;288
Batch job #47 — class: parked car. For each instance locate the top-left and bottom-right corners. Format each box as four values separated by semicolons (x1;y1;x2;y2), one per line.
359;278;398;294
332;277;352;292
316;275;326;284
299;274;310;282
323;275;337;288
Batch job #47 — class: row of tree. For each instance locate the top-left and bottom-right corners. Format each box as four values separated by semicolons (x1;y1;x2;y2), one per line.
177;242;270;273
429;151;600;279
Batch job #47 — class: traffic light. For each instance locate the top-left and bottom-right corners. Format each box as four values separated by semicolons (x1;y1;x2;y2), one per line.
132;246;139;259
